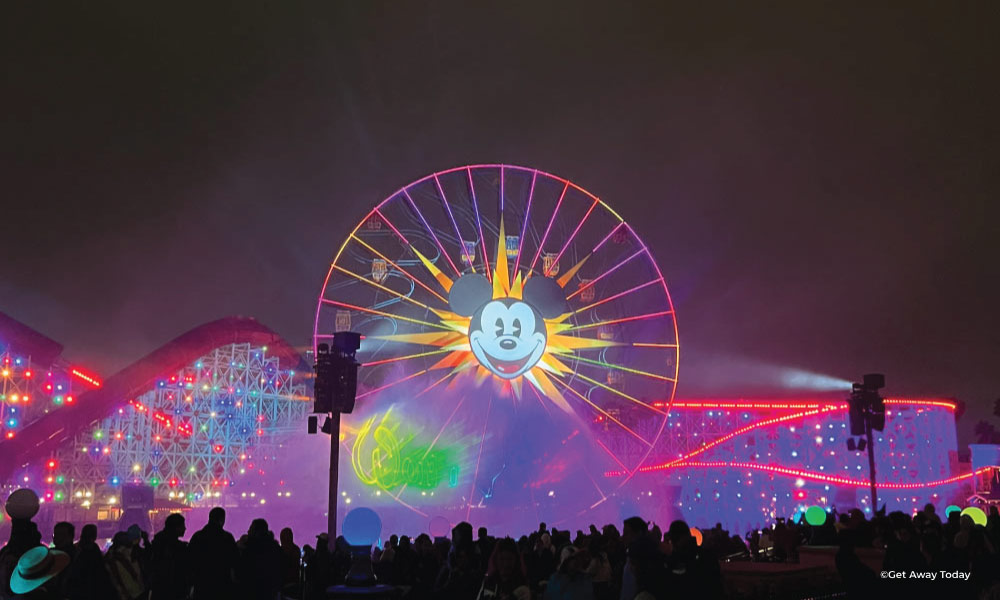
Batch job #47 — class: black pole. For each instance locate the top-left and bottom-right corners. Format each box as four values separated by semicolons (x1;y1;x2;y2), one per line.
328;413;340;552
866;422;878;512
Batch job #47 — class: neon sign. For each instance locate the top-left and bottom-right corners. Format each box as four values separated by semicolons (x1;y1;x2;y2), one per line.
351;410;459;490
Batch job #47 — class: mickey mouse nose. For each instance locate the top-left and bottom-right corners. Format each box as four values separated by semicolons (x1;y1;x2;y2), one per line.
499;339;516;350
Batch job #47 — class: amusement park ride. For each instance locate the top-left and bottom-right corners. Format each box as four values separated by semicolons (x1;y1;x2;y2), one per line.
2;164;998;537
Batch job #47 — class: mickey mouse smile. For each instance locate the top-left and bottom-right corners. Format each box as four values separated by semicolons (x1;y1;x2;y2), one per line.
472;338;543;376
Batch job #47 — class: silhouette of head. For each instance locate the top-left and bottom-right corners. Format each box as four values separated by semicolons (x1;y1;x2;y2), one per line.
209;507;226;526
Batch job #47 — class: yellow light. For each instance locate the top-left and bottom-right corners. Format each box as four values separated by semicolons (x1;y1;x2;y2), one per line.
1;369;9;377
108;497;116;504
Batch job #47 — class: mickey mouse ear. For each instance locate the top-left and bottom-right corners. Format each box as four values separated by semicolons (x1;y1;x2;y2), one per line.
449;274;492;316
522;276;566;319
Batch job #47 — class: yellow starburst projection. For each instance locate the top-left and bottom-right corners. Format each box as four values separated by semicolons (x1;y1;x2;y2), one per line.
367;218;622;418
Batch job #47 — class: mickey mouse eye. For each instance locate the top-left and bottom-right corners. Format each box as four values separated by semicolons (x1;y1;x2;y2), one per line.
495;318;504;337
512;318;522;337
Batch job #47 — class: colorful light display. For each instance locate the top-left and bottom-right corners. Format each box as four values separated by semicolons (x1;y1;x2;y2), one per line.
316;165;679;532
0;337;94;442
5;341;307;509
351;409;462;490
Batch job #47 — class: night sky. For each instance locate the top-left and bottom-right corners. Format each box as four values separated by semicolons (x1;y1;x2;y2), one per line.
2;3;997;444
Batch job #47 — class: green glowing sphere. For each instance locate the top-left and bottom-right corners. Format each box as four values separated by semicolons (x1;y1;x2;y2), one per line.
804;505;827;526
961;506;987;526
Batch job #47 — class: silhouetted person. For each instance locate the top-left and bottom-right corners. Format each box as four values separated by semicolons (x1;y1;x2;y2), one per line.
0;515;42;597
188;507;238;600
617;516;647;600
236;518;282;600
663;520;723;600
149;513;190;600
476;527;495;572
545;545;594;600
49;521;76;596
279;527;301;592
434;541;482;600
67;523;114;600
477;537;529;600
106;531;145;600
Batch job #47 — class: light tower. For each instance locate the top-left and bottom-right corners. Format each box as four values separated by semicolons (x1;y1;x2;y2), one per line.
309;331;361;550
846;373;886;511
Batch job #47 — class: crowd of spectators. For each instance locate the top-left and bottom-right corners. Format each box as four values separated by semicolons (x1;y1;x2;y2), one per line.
2;501;999;599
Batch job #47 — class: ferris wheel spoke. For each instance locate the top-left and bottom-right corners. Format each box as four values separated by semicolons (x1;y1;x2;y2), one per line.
546;197;599;276
393;381;467;500
565;310;674;333
466;167;491;283
466;393;494;520
551;377;653;447
592;222;625;255
631;342;679;348
511;169;538;276
527;379;554;420
594;437;633;477
570;354;677;384
321;299;452;332
529;181;569;273
373;208;412;245
349;236;449;305
570;372;667;416
569;278;662;316
499;165;505;212
332;264;440;312
566;248;645;300
433;174;475;273
361;348;454;368
355;369;429;400
402;189;462;277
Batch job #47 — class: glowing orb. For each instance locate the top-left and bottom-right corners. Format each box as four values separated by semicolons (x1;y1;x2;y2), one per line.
428;516;451;538
4;489;40;520
690;527;703;546
944;504;961;517
342;507;382;547
961;506;987;527
804;505;827;526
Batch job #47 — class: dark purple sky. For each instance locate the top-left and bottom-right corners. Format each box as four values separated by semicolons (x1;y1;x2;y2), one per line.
2;3;997;444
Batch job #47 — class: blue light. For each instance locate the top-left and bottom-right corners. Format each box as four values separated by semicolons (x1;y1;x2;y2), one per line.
342;507;382;547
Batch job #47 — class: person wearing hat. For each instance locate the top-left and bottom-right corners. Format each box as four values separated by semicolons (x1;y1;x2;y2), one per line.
9;546;71;598
1;490;44;598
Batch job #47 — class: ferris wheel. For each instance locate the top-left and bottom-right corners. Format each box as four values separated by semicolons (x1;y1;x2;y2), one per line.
314;164;678;531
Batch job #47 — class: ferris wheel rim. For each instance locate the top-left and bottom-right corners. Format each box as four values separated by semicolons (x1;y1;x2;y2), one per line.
312;163;680;512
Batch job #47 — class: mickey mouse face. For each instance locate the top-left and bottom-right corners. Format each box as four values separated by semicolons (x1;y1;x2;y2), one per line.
470;299;547;378
449;273;566;380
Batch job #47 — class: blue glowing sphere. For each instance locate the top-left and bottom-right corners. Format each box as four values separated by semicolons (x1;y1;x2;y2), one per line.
944;504;961;517
342;507;382;547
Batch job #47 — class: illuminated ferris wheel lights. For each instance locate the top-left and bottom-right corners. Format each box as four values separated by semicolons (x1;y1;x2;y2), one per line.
315;165;679;525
